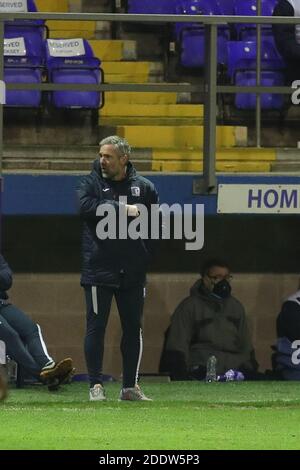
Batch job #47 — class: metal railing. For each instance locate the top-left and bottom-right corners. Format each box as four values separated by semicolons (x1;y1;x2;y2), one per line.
0;10;298;193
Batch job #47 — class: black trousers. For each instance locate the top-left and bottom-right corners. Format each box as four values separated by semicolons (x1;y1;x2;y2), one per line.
84;284;144;388
0;304;53;378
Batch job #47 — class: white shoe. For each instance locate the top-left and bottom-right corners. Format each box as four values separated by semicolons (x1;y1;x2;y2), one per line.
89;384;106;401
119;385;152;401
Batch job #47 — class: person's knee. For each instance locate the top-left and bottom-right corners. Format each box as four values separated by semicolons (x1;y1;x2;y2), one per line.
0;326;20;343
24;322;39;339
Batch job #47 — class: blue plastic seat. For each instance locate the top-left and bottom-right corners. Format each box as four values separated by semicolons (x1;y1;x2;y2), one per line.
227;40;284;79
127;0;177;14
216;0;235;15
234;0;277;40
227;40;285;109
235;71;284;109
3;0;46;59
45;38;103;109
4;35;43;107
175;0;229;67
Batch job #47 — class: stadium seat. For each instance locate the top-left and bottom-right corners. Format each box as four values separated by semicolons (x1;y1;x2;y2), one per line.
234;0;277;40
217;0;235;15
3;0;46;59
45;38;103;109
227;40;284;79
234;71;284;109
175;0;229;67
227;40;285;109
4;35;43;107
127;0;176;14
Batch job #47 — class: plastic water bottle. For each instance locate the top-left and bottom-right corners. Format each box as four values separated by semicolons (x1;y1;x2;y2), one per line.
6;356;18;383
205;355;217;383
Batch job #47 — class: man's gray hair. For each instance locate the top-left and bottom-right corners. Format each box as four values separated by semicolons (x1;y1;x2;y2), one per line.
99;135;131;158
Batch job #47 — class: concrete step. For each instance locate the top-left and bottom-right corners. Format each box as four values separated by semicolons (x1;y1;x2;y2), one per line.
151;161;271;172
152;148;276;161
94;22;113;39
69;0;83;12
100;117;204;126
2;157;152;172
104;91;191;104
271;162;300;172
81;0;112;12
2;157;270;173
100;103;204;118
47;20;96;39
117;29;166;60
3;159;92;171
115;125;247;148
102;61;164;83
274;148;300;161
3;145;98;160
2;145;272;173
35;0;68;11
90;39;137;61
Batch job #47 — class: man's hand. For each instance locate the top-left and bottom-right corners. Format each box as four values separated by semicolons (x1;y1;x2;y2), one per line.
126;204;139;217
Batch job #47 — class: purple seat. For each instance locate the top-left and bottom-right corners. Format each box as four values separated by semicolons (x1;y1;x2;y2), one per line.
45;39;103;109
127;0;176;14
235;71;284;109
216;0;235;15
4;35;43;107
234;0;277;40
175;0;229;67
227;40;285;109
4;0;46;59
227;40;284;79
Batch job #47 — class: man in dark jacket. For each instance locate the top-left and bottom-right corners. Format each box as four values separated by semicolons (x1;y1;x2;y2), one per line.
161;258;258;380
78;135;159;401
273;0;300;84
0;254;74;390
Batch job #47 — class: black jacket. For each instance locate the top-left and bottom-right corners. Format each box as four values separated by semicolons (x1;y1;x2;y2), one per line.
277;289;300;341
78;159;159;288
273;0;300;82
0;254;13;300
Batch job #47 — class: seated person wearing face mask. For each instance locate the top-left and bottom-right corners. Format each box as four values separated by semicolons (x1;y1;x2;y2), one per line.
160;258;258;381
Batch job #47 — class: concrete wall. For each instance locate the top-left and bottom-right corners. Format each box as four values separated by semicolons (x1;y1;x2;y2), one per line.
9;273;299;377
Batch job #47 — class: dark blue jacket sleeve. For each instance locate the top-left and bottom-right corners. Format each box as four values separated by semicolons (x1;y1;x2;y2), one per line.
78;175;120;220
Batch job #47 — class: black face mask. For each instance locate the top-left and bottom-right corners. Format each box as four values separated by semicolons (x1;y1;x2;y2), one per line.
212;279;231;299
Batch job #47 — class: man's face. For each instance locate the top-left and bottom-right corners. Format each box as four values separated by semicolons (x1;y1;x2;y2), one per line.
203;265;231;292
99;144;127;181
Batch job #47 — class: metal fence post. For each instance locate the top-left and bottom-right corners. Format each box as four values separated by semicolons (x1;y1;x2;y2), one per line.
256;0;262;148
193;23;217;194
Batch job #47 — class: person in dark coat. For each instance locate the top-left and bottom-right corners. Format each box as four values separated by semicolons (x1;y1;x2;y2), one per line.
160;258;258;380
78;135;159;401
273;0;300;84
0;254;74;390
274;285;300;380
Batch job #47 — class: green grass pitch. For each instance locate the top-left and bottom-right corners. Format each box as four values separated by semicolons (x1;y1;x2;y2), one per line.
1;381;300;450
